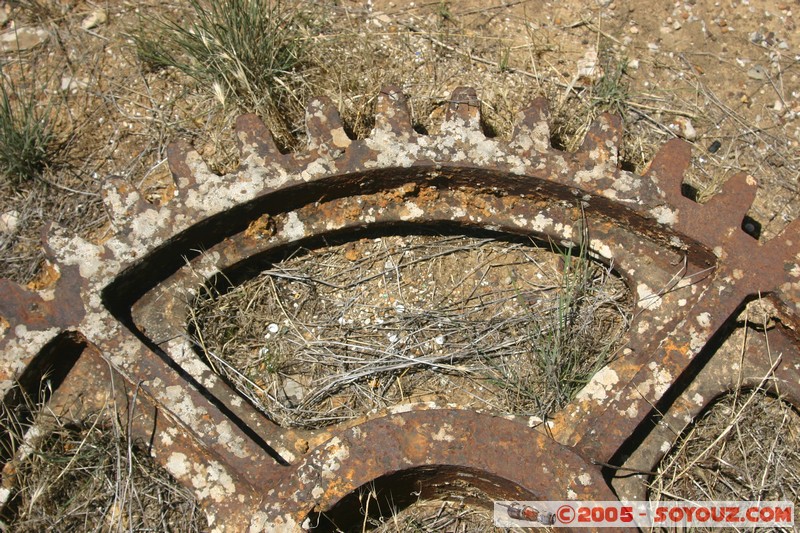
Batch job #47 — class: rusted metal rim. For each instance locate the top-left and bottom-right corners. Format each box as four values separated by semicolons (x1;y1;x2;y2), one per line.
1;85;799;531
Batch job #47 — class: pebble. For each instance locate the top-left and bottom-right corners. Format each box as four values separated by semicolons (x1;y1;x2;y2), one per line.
267;323;280;334
0;210;19;234
0;27;49;51
282;378;306;404
60;76;88;91
747;65;768;80
675;117;697;141
81;9;107;30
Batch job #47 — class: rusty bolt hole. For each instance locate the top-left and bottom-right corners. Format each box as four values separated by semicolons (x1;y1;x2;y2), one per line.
188;226;632;429
306;465;528;532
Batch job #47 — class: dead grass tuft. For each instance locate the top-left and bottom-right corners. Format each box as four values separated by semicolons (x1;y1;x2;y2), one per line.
365;498;501;533
650;387;800;530
133;0;310;147
0;389;205;532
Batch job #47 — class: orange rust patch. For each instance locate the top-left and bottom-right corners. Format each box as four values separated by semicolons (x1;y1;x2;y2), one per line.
245;214;275;239
26;261;60;290
158;183;177;205
417;186;440;204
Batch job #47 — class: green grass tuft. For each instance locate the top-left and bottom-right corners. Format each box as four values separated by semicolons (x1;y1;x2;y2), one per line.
134;0;306;140
0;70;56;186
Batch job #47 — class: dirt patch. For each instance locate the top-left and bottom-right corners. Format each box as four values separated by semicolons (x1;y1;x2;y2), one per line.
190;233;631;428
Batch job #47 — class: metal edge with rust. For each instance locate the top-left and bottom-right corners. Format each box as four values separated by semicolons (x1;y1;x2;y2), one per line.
1;85;799;532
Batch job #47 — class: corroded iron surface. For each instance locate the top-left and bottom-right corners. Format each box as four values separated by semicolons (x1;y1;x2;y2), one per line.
1;85;799;532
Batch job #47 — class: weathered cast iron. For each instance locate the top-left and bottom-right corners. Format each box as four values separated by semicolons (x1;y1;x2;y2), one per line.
1;86;799;531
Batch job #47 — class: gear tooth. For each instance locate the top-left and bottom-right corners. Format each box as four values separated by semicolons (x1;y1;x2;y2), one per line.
645;138;692;203
42;222;102;267
101;176;150;227
374;85;413;134
703;173;758;230
167;141;211;189
235;113;279;160
510;97;550;154
167;141;194;181
445;87;481;129
578;113;622;166
305;96;352;152
445;87;481;128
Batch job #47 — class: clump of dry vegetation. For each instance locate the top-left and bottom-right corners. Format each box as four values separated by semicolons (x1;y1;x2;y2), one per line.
651;387;800;529
133;0;309;146
363;498;501;533
0;392;205;532
189;234;631;428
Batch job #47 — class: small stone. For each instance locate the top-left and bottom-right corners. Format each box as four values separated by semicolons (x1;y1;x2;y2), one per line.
60;76;88;91
675;117;697;141
576;47;601;81
81;9;107;30
282;378;306;404
0;210;19;234
628;58;640;69
747;65;768;80
434;335;445;345
672;20;682;30
0;27;49;51
629;26;639;34
267;323;279;334
344;245;360;261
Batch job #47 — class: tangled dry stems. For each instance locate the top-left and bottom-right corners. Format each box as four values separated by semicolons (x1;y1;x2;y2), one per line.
650;385;800;531
190;233;631;429
0;391;205;532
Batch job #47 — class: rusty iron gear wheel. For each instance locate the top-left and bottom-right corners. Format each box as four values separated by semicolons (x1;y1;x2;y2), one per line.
2;85;800;531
